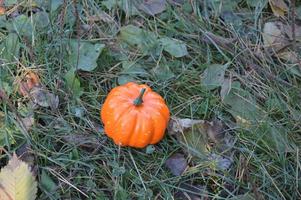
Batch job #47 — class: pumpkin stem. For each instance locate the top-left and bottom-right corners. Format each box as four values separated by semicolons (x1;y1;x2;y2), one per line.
133;88;146;106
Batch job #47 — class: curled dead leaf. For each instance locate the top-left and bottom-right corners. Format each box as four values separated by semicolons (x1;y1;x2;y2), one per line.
262;21;301;63
165;153;188;176
30;87;59;110
268;0;288;18
21;115;35;131
18;71;40;96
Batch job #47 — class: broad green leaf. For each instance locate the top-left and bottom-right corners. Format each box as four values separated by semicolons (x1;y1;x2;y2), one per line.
51;0;64;11
121;61;148;76
201;64;228;90
223;81;263;125
33;11;50;29
64;68;83;98
0;32;20;62
68;40;105;71
8;15;33;37
152;65;174;80
160;37;188;58
118;75;135;85
0;154;37;200
119;25;158;54
118;61;148;85
41;170;59;197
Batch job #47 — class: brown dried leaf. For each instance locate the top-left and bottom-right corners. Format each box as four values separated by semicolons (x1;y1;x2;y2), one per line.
268;0;288;18
30;87;59;110
262;21;300;63
21;115;35;131
165;153;187;176
62;134;102;149
139;0;166;16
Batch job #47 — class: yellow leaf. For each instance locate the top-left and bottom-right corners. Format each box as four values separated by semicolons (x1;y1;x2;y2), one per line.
0;154;37;200
269;0;288;17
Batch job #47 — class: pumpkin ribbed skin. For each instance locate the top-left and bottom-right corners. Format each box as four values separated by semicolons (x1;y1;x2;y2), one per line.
101;82;170;148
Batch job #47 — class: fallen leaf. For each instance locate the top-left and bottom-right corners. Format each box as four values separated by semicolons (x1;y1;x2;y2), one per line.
40;170;59;198
64;68;83;99
21;115;35;131
30;87;59;109
62;134;102;149
16;143;35;168
0;153;37;200
168;117;204;135
18;71;40;96
201;64;229;90
139;0;166;16
208;153;232;170
262;21;300;63
68;40;105;71
206;119;225;143
268;0;288;18
119;25;158;53
220;77;232;101
145;145;156;154
168;118;209;158
160;37;188;58
165;153;187;176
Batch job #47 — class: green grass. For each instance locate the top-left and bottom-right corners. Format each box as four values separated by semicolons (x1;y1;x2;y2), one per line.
0;0;301;199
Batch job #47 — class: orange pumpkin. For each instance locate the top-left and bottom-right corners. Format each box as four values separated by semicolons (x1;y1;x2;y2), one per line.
101;82;170;148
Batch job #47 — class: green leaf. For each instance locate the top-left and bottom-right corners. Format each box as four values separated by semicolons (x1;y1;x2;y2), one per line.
33;11;50;29
121;61;148;77
51;0;64;11
160;37;188;58
41;170;57;193
64;68;83;99
119;25;158;54
8;15;33;37
0;33;20;62
201;64;228;90
223;81;263;124
68;40;105;71
152;65;175;80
